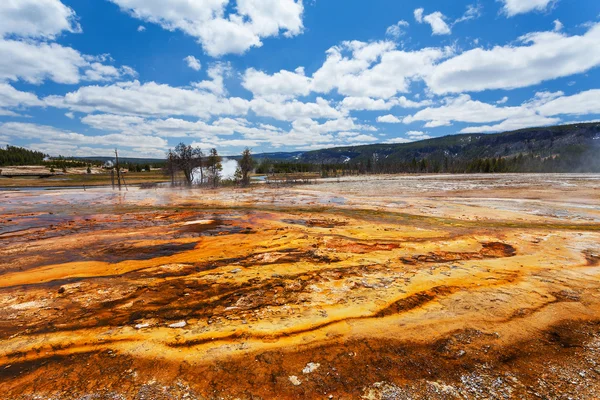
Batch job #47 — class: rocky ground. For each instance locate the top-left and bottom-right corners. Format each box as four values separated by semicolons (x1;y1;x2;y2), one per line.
1;174;599;399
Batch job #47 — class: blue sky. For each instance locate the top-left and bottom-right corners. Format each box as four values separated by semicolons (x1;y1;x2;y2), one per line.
1;0;599;158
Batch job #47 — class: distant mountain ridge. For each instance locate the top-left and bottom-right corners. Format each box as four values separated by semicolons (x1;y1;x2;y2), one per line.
77;156;165;164
296;123;600;165
77;151;305;164
77;123;600;171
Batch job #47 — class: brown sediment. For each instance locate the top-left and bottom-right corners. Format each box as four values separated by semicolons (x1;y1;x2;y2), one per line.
584;249;600;266
374;286;457;317
281;218;349;228
2;319;599;399
1;175;600;399
400;241;516;264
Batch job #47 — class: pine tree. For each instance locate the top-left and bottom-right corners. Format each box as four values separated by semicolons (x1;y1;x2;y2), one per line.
206;148;223;188
238;148;253;186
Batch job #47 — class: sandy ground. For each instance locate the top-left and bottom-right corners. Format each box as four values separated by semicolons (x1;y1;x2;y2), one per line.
1;174;599;399
0;165;98;174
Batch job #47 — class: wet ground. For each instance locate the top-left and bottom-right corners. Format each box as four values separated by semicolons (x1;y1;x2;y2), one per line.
1;174;600;399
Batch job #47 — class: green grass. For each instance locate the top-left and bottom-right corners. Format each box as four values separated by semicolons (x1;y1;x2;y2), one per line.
0;171;169;188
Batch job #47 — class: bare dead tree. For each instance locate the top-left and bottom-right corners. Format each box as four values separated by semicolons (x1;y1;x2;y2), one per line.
165;149;177;186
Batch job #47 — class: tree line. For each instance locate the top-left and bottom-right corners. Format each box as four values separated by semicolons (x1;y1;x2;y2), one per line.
164;143;253;187
0;146;101;172
122;163;153;172
46;156;100;173
0;145;47;166
254;151;600;178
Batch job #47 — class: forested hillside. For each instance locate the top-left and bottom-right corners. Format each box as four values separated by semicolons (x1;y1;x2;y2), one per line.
3;123;600;173
0;146;47;167
293;123;600;174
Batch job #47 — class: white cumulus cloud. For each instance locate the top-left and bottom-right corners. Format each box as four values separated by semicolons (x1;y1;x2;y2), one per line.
537;89;600;117
0;83;44;116
108;0;304;57
242;67;311;101
415;9;451;35
423;12;452;35
414;8;424;23
44;80;250;119
311;40;451;98
184;55;202;71
454;4;483;24
0;122;168;156
499;0;556;17
377;115;402;123
426;23;600;94
404;89;600;134
553;19;563;32
0;39;136;85
0;0;81;39
192;62;231;96
386;20;409;39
